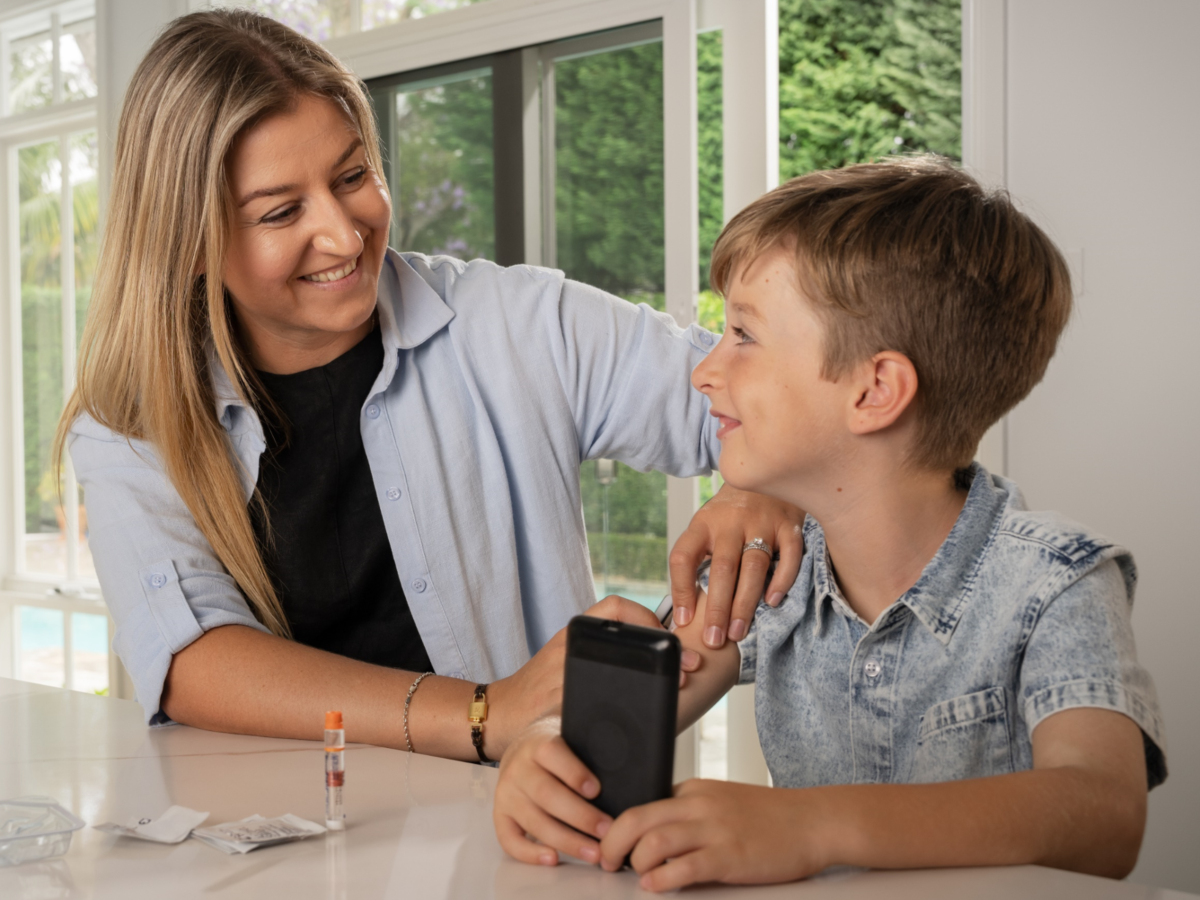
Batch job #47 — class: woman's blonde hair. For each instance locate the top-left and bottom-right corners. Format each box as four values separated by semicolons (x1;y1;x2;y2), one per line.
54;9;387;636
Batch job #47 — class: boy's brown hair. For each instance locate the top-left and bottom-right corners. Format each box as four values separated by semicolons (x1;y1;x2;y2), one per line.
710;156;1072;472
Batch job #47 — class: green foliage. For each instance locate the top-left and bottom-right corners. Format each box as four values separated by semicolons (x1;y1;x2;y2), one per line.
778;0;961;180
698;30;723;289
587;531;668;583
380;73;495;260
19;136;99;534
555;43;665;295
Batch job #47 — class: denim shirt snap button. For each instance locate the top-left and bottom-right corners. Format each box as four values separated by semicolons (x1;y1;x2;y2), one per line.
864;660;882;678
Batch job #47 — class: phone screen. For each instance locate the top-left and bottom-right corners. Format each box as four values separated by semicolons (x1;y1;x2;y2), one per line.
561;617;680;819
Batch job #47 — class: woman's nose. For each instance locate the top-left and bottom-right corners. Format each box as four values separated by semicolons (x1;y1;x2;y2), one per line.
312;195;364;258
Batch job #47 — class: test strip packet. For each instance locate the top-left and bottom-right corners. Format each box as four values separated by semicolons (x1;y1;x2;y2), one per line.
94;806;209;844
191;814;326;854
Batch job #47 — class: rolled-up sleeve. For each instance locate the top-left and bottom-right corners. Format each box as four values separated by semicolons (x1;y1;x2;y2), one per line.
69;415;268;724
1019;555;1167;788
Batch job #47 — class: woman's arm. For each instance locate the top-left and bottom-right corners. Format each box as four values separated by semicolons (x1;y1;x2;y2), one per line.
599;708;1148;892
163;624;545;760
163;594;677;762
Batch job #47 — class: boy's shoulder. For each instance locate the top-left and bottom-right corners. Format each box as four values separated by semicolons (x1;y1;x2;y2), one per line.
985;473;1136;605
795;465;1136;622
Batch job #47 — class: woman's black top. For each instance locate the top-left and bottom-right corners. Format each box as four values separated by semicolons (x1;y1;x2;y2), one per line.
251;325;433;673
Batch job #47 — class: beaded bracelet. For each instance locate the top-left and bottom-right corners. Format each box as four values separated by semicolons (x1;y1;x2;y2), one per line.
403;671;434;753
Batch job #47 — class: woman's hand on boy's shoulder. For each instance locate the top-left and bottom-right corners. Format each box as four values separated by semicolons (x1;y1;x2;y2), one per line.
493;715;612;867
598;779;831;892
671;484;805;648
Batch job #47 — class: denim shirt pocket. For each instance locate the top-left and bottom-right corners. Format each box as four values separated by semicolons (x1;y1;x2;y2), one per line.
912;687;1015;783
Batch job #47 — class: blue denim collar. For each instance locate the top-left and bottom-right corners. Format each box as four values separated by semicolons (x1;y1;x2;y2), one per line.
806;464;1006;645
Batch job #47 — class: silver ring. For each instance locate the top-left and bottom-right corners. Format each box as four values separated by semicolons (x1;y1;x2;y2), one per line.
742;538;772;556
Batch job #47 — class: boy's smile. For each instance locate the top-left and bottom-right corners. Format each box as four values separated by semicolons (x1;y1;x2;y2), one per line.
692;246;849;508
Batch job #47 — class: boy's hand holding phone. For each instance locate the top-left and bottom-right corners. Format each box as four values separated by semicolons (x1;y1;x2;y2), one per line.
492;595;701;866
597;780;831;891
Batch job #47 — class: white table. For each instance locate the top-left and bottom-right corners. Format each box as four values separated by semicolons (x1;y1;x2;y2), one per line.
1;678;1193;899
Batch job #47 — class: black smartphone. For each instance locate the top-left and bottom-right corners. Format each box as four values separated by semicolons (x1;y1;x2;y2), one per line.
560;616;680;820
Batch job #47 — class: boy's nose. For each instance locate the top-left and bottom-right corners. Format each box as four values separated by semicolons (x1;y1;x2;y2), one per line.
692;341;722;394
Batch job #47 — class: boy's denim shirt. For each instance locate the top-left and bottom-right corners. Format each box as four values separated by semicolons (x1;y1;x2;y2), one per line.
736;464;1167;789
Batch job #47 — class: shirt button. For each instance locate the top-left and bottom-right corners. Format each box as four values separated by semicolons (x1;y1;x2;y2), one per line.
448;671;464;680
412;578;427;593
386;487;401;501
366;404;380;419
700;331;714;346
864;660;882;678
149;573;167;588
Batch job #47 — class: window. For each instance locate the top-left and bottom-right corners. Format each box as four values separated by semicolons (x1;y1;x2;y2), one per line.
2;1;106;692
221;0;490;41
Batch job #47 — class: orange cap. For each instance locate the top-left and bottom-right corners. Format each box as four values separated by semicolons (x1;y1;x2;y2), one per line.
325;711;343;730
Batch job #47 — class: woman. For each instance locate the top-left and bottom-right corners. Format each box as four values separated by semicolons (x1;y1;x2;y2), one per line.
56;9;802;761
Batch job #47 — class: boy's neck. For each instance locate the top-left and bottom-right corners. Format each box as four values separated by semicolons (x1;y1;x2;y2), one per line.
807;464;969;626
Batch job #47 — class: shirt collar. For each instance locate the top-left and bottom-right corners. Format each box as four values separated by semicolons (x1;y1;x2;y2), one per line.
210;247;455;428
807;464;1007;645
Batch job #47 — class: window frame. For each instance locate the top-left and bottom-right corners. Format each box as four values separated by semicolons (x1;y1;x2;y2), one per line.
0;0;110;694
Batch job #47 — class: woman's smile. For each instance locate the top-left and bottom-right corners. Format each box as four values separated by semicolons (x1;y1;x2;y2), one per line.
299;253;361;285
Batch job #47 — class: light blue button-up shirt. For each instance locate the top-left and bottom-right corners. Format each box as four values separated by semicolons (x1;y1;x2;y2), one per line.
736;465;1166;789
70;251;720;723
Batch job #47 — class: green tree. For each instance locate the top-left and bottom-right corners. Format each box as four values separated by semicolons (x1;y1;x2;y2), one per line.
778;0;961;181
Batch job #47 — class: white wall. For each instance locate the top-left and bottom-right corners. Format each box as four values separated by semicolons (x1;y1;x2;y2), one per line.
1002;1;1200;892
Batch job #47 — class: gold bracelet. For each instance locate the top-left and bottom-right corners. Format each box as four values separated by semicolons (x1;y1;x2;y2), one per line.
468;683;491;763
403;672;433;753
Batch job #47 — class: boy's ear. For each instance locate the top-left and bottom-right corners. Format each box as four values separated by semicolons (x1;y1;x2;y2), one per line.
846;351;919;436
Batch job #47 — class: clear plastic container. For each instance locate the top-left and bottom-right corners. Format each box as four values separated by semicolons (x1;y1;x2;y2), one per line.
0;797;85;867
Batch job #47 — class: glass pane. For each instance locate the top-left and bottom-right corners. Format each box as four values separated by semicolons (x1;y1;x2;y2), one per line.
20;141;66;576
18;607;64;688
697;29;726;334
552;40;668;608
363;0;486;31
60;17;98;101
8;30;53;113
71;612;109;694
74;130;100;580
236;0;490;40
380;69;495;260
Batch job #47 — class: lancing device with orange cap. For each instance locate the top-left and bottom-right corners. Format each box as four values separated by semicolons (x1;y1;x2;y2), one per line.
325;711;346;830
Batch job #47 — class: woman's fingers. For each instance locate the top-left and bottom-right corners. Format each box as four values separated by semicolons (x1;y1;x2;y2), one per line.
700;536;744;647
765;522;803;607
726;545;771;641
667;521;710;629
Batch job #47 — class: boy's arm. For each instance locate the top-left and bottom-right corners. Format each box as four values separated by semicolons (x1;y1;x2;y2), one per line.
493;591;740;867
672;588;742;729
599;706;1148;892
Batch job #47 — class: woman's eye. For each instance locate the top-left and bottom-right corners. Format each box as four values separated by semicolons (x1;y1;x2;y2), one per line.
731;326;755;345
261;205;299;224
340;167;366;187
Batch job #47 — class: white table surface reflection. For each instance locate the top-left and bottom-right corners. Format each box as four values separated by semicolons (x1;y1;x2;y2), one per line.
2;678;1193;899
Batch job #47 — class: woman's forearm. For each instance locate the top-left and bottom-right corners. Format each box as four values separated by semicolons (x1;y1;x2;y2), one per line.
161;624;483;761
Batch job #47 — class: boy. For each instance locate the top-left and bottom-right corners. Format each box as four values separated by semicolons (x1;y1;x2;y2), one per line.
492;157;1166;892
